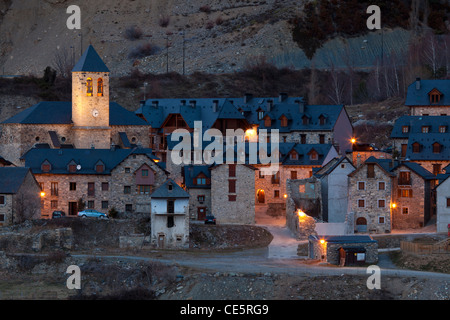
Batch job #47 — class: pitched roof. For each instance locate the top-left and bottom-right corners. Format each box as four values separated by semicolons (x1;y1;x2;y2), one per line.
72;45;110;73
183;165;211;189
348;156;396;178
136;95;345;133
2;102;148;126
314;156;355;178
21;148;161;175
0;167;33;194
150;179;190;199
405;79;450;106
392;161;436;180
391;116;450;139
406;133;450;161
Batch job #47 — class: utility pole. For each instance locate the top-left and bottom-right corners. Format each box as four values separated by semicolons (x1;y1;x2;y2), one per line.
182;31;186;75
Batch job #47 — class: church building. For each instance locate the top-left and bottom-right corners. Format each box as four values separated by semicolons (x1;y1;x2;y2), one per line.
0;45;150;165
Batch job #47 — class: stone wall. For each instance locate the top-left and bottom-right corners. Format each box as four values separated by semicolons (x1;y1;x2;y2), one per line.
326;241;378;265
348;163;393;233
0;228;73;252
391;166;428;229
286;177;322;238
188;187;211;220
211;164;255;225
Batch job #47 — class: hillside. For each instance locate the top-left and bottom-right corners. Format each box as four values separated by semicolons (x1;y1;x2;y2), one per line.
0;0;448;76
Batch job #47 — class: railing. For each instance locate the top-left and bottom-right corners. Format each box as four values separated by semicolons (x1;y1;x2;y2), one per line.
400;238;450;254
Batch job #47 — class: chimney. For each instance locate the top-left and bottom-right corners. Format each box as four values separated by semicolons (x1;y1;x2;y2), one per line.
416;78;421;90
267;100;273;112
279;93;288;103
296;99;304;114
244;93;253;104
213;100;219;112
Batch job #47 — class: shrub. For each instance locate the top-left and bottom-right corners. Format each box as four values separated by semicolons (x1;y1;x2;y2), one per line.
199;5;211;13
159;16;170;28
128;43;159;59
124;26;143;40
108;207;118;219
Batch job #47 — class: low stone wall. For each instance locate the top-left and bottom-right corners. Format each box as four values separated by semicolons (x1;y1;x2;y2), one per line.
119;234;150;249
327;242;378;265
0;228;73;253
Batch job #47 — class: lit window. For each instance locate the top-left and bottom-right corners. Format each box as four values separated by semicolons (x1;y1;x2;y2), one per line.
86;78;93;96
97;78;104;97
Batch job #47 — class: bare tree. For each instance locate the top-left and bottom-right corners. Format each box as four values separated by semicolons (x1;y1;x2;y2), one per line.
53;46;75;78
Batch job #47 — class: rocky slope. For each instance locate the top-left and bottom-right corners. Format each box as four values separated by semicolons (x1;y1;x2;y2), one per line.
0;0;416;77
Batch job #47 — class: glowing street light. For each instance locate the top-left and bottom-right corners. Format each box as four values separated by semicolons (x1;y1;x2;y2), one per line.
351;138;357;144
40;192;46;198
297;209;306;218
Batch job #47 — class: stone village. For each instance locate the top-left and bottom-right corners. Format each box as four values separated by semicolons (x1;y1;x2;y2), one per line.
0;46;449;264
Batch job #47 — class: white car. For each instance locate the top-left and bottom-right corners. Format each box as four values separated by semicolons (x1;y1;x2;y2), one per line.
78;209;108;219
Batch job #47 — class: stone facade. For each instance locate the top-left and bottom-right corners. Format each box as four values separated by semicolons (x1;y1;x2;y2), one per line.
348;162;394;234
0;170;41;227
308;235;378;265
391;165;433;229
410;106;450;116
188;187;212;220
210;164;256;224
35;153;168;218
436;176;450;233
286;177;322;237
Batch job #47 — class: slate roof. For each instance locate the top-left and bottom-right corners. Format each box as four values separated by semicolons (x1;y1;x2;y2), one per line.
0;167;33;194
391;116;450;139
136;95;345;133
405;79;450;106
406;133;450;161
309;235;377;243
72;45;110;73
150;179;190;199
2;101;148;126
183;165;211;189
167;136;336;166
314;156;355;178
392;161;436;180
21;148;160;175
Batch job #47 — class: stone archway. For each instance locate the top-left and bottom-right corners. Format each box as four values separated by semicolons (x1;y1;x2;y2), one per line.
356;217;368;233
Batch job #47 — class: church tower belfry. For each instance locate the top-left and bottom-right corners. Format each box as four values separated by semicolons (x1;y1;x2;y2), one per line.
72;45;111;149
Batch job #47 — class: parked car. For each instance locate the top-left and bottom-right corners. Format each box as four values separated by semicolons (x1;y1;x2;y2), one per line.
52;211;66;219
205;215;216;225
78;209;108;219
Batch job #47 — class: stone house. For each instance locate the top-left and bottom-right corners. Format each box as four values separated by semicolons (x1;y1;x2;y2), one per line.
210;163;256;225
20;147;167;218
435;173;450;233
285;177;322;238
308;235;378;266
391;161;436;229
314;156;355;223
0;46;150;165
348;157;395;234
404;78;450;116
0;167;41;226
150;179;190;249
183;165;212;221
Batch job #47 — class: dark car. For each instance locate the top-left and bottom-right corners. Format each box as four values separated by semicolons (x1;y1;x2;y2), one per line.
205;215;216;225
52;211;66;219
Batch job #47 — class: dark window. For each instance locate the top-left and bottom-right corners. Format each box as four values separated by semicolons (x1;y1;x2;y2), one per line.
88;201;95;209
88;183;95;197
229;180;236;193
167;216;175;228
142;169;149;177
124;186;131;194
51;200;58;209
301;134;306;144
280;117;288;127
358;182;365;190
398;172;411;185
0;214;4;222
433;143;441;154
378;182;385;190
167;200;175;214
228;195;237;202
440;126;447;133
102;182;109;191
0;196;5;205
398;188;413;198
402;126;409;133
125;204;133;212
198;195;206;202
102;201;109;209
291;171;297;179
412;143;421;153
378;199;385;208
447;198;450;207
70;182;77;191
68;165;77;173
138;185;151;195
358;199;365;208
229;164;236;177
51;182;59;196
274;190;280;198
96;165;104;173
367;164;375;178
319;134;325;144
433;164;442;176
42;164;51;173
272;172;280;184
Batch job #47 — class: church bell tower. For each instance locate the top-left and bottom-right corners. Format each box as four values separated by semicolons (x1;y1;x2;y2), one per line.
71;45;111;149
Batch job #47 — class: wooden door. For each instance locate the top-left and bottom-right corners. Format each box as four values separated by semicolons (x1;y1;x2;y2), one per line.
198;207;206;220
